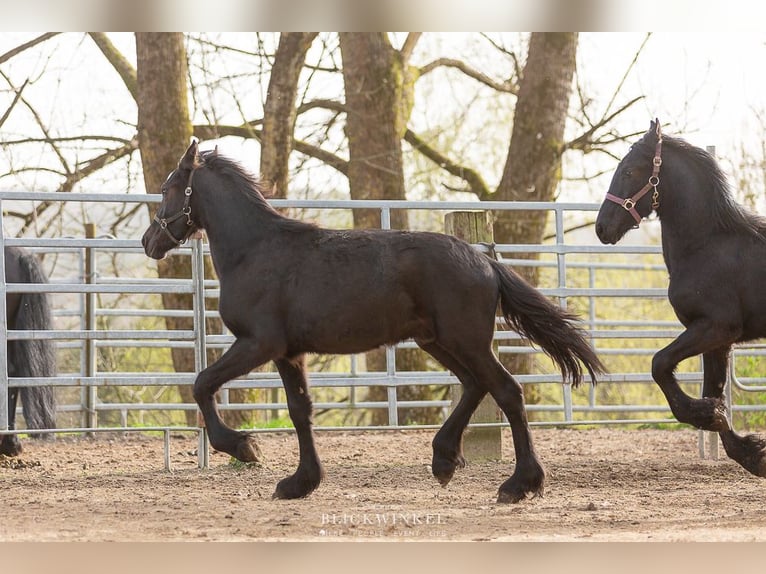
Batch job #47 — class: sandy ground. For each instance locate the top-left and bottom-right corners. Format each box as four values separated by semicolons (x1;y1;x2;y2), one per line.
1;427;765;542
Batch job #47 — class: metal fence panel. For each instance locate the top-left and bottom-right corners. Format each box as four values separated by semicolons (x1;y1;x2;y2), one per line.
1;192;764;445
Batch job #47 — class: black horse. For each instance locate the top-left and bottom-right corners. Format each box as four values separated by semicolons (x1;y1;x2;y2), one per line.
596;119;766;478
1;246;57;456
142;140;603;502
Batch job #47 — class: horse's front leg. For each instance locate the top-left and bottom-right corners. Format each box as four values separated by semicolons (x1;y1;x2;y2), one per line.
702;347;766;478
651;323;735;432
193;337;269;463
0;388;22;456
272;355;324;499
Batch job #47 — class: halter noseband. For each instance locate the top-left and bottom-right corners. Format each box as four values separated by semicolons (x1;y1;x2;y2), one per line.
605;124;663;227
154;167;196;245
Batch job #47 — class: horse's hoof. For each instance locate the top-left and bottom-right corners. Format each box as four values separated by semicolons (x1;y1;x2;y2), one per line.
431;452;466;487
720;431;766;478
496;489;525;504
0;439;22;457
234;434;263;463
272;466;324;500
496;461;545;504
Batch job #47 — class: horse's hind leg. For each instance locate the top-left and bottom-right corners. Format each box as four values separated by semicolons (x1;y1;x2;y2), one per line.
272;355;325;499
451;348;544;503
702;347;766;477
193;337;270;463
419;342;486;486
0;388;23;456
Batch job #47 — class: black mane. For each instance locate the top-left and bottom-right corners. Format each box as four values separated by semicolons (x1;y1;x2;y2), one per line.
199;150;273;204
638;134;766;240
198;149;312;232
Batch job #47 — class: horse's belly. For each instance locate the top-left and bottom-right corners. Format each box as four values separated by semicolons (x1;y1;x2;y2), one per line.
290;311;433;356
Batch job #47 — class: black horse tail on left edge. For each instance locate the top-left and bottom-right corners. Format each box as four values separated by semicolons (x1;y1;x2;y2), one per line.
11;251;57;431
489;259;605;387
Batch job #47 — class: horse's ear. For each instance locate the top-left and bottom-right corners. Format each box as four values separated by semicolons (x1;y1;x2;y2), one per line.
179;138;199;170
649;118;661;138
645;119;661;143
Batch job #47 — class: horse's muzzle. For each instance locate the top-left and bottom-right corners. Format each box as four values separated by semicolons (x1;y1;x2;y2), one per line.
141;226;169;260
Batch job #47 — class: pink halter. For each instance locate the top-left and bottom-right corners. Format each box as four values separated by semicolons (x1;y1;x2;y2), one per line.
605;123;662;226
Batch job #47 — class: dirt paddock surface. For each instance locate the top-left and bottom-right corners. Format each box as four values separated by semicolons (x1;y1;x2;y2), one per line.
1;427;766;542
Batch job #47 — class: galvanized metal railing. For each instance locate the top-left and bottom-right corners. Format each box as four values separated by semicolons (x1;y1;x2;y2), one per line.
1;191;764;466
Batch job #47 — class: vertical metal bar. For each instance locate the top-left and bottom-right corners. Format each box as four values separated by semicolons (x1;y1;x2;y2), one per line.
701;144;720;461
386;345;398;427
163;429;171;471
380;207;391;230
191;237;209;468
381;206;396;426
84;223;97;433
0;198;8;432
555;207;573;422
588;266;596;408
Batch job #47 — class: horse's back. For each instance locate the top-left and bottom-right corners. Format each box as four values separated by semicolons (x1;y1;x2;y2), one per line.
248;228;501;355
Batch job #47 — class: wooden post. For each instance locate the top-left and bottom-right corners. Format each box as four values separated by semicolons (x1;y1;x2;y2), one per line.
444;210;503;461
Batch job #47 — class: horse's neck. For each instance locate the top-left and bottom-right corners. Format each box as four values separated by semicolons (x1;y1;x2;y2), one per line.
657;166;718;260
198;187;281;275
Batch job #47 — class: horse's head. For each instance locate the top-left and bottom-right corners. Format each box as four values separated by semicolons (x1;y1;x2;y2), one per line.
142;139;203;260
595;119;663;244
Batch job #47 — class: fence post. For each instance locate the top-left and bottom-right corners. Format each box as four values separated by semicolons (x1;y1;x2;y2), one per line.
84;223;97;433
0;200;8;433
444;210;502;461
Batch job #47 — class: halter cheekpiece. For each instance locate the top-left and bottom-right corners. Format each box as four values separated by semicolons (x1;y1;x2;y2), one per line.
154;167;196;245
605;122;663;227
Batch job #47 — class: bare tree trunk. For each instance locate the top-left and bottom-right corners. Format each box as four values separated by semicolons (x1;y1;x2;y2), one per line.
135;33;229;426
260;33;318;198
340;32;408;231
492;33;579;407
339;33;437;425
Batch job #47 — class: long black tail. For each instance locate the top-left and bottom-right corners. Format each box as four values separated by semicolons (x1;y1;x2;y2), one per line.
490;259;604;387
11;251;57;430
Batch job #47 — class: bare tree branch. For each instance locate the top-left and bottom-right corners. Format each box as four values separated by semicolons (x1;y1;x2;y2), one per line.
0;70;72;178
192;123;349;176
564;95;645;153
89;33;138;101
60;138;139;192
0;33;60;65
399;33;422;63
419;57;518;94
0;78;28;129
479;33;523;81
404;128;491;199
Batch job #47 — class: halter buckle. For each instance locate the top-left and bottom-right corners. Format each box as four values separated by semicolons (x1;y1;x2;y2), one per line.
622;198;636;211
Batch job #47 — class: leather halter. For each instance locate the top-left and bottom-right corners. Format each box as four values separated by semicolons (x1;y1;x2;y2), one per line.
605;124;663;226
154;168;196;245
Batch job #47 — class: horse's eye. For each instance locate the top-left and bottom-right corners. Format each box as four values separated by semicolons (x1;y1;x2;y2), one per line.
623;168;633;178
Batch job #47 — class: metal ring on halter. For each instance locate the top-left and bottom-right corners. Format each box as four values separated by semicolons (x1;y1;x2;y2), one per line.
648;175;659;187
